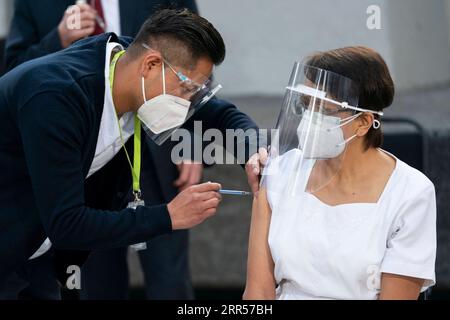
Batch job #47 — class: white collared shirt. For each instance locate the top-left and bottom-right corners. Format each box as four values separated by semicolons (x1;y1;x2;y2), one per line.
29;39;134;260
88;40;134;178
101;0;121;35
266;149;436;300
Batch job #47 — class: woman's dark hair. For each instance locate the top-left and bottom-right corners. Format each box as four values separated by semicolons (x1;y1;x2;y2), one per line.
305;46;395;150
129;8;225;67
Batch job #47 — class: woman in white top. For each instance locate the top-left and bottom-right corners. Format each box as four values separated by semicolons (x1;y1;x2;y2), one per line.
244;46;436;300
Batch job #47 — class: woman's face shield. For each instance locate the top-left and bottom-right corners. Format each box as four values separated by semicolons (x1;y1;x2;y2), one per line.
261;63;361;207
140;43;222;145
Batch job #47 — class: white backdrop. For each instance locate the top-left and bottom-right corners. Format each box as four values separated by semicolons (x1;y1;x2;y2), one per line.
1;0;450;94
197;0;450;96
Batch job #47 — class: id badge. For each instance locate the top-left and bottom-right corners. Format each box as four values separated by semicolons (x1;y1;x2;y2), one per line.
127;199;147;251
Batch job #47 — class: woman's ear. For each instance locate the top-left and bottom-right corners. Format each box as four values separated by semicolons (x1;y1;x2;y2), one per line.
356;112;375;137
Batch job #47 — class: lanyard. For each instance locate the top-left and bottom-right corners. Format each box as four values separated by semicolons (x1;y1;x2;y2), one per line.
109;50;142;199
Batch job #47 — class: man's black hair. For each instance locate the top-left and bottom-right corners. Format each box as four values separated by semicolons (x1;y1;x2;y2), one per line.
129;8;226;68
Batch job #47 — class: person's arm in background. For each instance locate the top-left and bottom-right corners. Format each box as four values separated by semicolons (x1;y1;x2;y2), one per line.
174;159;203;191
184;98;262;162
379;274;423;300
182;98;267;192
243;190;276;299
5;1;96;71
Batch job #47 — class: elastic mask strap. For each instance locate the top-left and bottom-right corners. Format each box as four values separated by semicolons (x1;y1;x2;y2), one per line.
337;134;358;147
334;113;382;130
340;112;361;127
141;62;167;102
335;119;381;148
141;77;147;102
162;62;166;95
328;113;361;131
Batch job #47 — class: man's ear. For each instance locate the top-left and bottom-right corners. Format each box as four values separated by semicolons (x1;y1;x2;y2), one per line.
140;52;163;78
356;112;375;136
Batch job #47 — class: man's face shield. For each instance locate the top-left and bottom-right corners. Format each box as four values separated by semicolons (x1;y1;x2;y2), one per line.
140;43;222;145
261;63;367;210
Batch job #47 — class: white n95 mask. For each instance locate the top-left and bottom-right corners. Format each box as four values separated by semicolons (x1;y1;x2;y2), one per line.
297;109;359;159
137;62;191;135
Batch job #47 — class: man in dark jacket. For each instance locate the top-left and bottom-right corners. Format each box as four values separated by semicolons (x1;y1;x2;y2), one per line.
3;0;218;300
0;9;262;299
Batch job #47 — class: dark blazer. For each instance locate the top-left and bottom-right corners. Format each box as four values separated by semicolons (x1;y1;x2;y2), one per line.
4;0;202;208
0;34;174;277
0;33;259;278
5;0;198;71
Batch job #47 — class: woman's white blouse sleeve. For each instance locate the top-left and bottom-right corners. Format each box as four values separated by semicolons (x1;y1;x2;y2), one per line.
381;182;437;289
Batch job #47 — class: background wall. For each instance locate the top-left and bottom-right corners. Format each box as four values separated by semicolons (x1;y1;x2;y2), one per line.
196;0;450;96
2;0;450;91
0;0;13;38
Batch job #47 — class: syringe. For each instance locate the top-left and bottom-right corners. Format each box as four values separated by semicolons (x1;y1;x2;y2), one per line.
219;189;252;196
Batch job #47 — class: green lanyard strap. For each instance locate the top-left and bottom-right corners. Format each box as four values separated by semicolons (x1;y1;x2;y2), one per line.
109;50;142;198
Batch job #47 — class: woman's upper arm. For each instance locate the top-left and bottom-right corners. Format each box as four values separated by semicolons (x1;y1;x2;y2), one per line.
243;189;276;300
379;273;424;300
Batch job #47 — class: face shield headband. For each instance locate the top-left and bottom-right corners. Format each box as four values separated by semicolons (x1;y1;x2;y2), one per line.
287;84;383;129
